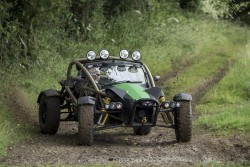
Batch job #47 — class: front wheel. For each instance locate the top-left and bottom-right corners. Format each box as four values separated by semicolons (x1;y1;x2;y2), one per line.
133;126;151;135
78;105;94;146
174;101;192;142
39;96;60;135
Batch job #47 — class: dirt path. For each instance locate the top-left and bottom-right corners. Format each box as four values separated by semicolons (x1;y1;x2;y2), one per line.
0;62;249;166
1;122;249;166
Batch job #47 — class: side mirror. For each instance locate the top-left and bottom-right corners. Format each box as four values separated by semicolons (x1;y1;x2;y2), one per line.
154;76;161;81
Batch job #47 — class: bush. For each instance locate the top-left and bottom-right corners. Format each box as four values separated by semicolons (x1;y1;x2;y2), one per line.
179;0;201;11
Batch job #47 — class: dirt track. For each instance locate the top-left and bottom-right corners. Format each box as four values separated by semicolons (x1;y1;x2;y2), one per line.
1;121;249;166
0;62;249;166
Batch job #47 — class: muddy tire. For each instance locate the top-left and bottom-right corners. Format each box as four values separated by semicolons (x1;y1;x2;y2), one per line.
174;101;192;142
78;105;94;146
133;126;151;135
39;96;60;135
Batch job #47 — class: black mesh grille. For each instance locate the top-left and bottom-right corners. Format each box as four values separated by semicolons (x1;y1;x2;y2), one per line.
131;99;159;126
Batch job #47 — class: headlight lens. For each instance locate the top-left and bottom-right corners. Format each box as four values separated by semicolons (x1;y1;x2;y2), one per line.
169;102;181;108
176;102;181;108
163;102;169;108
105;104;109;109
120;50;129;59
132;51;141;61
106;102;123;110
100;49;109;59
116;102;123;109
109;102;116;110
169;102;176;108
142;101;154;106
86;51;96;60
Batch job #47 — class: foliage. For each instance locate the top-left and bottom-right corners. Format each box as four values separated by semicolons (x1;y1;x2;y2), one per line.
210;0;250;24
0;0;203;68
103;0;150;20
0;0;69;68
179;0;201;11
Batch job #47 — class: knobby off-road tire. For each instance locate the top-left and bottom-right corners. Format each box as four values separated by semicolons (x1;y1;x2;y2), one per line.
78;105;94;146
175;101;192;142
39;96;60;135
133;126;151;135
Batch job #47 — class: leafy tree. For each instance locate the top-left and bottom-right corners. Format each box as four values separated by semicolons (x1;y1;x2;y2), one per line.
228;0;249;22
103;0;149;20
0;0;69;65
65;0;97;40
0;0;247;69
211;0;249;24
179;0;201;11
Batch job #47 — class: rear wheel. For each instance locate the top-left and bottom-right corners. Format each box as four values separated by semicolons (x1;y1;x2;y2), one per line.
39;95;60;135
133;126;151;135
174;101;192;142
78;105;94;146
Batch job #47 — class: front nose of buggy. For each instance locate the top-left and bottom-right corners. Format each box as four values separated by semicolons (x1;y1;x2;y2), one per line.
129;99;159;127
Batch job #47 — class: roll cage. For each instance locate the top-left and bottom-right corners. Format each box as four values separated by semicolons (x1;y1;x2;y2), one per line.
65;57;155;105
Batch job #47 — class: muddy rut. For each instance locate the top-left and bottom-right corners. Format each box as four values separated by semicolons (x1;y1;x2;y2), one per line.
0;62;249;166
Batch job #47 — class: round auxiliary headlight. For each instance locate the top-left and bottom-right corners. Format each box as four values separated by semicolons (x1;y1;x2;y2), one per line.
100;49;109;59
86;51;96;60
116;102;123;109
176;102;181;108
109;102;116;110
132;51;141;61
163;102;169;108
120;50;129;59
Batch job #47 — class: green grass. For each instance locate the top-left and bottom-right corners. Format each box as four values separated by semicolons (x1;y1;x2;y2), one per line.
203;45;250;104
0;101;32;157
195;43;250;134
162;51;229;97
162;40;247;98
195;103;250;134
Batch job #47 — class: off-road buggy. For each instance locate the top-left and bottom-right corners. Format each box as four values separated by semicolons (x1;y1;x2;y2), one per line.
37;50;192;146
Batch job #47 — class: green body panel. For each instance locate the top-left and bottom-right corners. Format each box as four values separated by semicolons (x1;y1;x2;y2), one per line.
114;83;150;100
